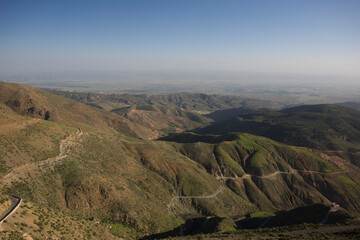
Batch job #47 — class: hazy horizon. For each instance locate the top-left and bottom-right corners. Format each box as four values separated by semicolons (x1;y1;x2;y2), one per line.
1;0;360;83
2;70;360;89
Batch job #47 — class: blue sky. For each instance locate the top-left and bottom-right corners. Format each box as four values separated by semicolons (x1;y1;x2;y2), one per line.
0;0;359;78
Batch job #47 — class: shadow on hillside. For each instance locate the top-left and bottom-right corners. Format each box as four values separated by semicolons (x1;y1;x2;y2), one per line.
236;204;351;229
141;217;224;239
158;132;238;144
204;107;266;123
142;204;352;239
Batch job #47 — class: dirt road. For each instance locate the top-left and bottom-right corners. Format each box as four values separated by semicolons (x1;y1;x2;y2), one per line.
0;127;82;231
216;167;348;181
0;128;82;184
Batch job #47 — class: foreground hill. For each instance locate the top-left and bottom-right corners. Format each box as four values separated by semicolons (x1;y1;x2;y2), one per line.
0;82;359;238
194;104;360;152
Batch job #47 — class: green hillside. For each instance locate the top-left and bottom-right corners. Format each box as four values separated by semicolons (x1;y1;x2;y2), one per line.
163;133;360;212
194;104;360;152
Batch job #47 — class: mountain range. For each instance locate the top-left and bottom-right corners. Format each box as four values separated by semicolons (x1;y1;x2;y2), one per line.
0;81;359;239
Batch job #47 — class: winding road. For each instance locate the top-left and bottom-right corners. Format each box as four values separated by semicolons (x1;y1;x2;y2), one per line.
166;164;349;234
321;204;339;224
216;167;348;181
1;128;82;184
167;166;348;213
167;180;224;209
166;180;224;236
0;196;22;225
0;127;82;227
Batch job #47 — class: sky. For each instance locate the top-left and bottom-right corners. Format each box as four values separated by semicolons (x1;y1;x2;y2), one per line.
0;0;359;80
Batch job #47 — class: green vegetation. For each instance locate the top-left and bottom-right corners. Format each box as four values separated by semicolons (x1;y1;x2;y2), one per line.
56;160;85;187
250;211;275;218
336;175;360;190
102;222;140;238
195;104;360;152
163;133;360;211
214;146;244;176
0;159;8;176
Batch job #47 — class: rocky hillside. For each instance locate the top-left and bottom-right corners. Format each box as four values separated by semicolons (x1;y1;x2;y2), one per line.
0;81;189;140
0;81;138;136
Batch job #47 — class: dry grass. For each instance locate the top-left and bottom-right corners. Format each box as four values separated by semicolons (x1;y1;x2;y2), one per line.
1;201;119;239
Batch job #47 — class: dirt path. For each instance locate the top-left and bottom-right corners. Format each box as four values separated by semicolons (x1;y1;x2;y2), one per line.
216;167;348;181
259;216;274;228
166;164;349;234
166;180;224;236
0;127;82;236
321;205;339;224
166;165;348;213
167;180;224;210
0;128;82;185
